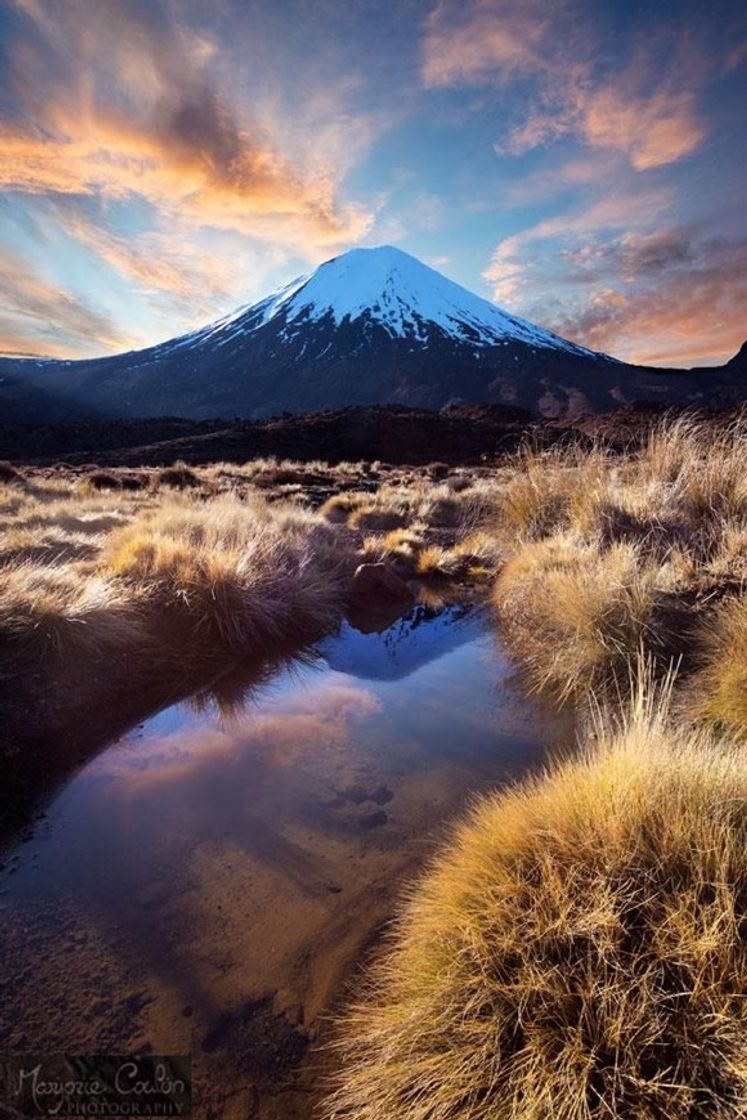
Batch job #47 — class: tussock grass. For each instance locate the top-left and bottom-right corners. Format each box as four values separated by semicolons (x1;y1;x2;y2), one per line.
427;461;450;480
0;455;501;684
688;592;747;737
0;477;353;678
416;492;460;528
104;493;347;652
360;529;425;572
320;477;501;548
348;504;408;532
320;491;371;523
491;417;747;703
494;533;678;701
492;444;606;539
154;461;200;489
0;562;149;662
88;470;123;490
415;544;473;579
326;686;747;1120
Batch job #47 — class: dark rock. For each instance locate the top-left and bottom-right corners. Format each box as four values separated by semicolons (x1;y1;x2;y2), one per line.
349;563;415;615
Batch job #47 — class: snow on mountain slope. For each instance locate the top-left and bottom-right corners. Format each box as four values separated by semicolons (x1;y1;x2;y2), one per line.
172;246;596;357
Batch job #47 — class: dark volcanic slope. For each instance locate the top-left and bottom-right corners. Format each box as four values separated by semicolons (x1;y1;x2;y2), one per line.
1;246;744;422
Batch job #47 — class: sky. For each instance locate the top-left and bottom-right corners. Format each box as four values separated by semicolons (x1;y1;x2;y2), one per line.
0;0;744;367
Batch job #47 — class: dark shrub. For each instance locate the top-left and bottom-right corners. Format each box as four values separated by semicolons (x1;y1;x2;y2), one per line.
428;461;450;480
156;462;200;489
0;460;23;485
88;471;121;490
119;473;147;491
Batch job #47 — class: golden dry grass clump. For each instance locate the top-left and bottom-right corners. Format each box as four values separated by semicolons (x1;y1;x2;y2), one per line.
491;416;747;702
326;690;747;1120
320;478;499;534
0;454;503;677
104;492;347;652
0;474;352;670
0;563;150;662
319;490;373;523
493;534;679;702
688;592;747;737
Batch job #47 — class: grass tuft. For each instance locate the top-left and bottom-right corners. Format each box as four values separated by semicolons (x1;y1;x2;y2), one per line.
489;418;747;702
325;685;747;1120
688;592;747;736
347;505;408;532
319;491;370;523
0;562;149;662
154;461;200;489
87;470;122;490
104;493;348;652
493;533;672;702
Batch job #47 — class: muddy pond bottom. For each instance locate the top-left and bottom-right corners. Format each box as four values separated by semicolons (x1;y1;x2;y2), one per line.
0;603;570;1119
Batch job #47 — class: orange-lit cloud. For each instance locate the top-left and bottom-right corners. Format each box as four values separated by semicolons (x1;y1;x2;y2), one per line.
109;681;381;802
577;87;703;171
0;247;134;358
52;209;282;326
486;212;747;366
505;84;704;170
547;235;747;366
423;1;706;169
3;0;372;245
0;105;371;251
422;0;548;88
90;680;384;895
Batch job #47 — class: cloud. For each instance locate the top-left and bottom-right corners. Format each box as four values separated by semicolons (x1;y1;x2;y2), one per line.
108;681;380;804
421;0;548;88
505;84;704;170
483;187;674;302
52;208;282;325
93;679;383;895
0;107;371;253
562;229;696;285
575;86;703;171
0;0;381;354
547;234;747;366
0;246;133;358
422;0;707;169
1;0;373;251
485;211;747;366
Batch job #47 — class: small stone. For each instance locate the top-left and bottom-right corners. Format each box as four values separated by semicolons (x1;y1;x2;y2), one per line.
350;563;414;608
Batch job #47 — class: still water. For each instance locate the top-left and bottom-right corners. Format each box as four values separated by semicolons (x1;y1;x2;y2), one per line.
0;603;570;1118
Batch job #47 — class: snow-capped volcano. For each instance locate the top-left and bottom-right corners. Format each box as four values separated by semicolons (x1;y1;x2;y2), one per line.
253;245;591;351
184;245;593;357
1;245;743;422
